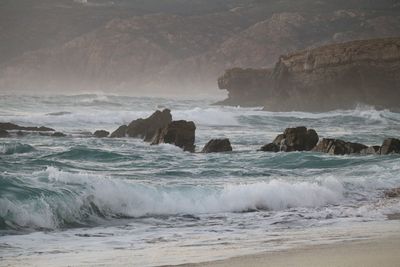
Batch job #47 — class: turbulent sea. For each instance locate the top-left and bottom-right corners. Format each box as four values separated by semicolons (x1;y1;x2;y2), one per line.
1;94;400;266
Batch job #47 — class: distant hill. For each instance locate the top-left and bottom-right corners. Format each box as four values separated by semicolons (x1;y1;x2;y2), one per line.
1;0;399;95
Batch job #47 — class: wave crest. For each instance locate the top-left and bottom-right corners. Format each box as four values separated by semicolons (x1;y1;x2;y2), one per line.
0;167;343;230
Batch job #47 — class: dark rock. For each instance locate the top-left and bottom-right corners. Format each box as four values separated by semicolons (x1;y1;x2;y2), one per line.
380;138;400;155
127;109;172;141
51;132;66;137
259;143;279;152
0;129;9;138
280;127;318;151
93;130;109;138
384;188;400;198
313;138;367;155
360;146;381;155
201;139;232;153
0;122;54;132
260;127;318;152
151;120;196;152
110;125;128;138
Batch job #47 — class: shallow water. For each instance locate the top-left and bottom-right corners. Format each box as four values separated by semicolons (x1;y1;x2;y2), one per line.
0;94;400;266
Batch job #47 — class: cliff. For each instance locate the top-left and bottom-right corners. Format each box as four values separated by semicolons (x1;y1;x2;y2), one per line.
217;37;400;111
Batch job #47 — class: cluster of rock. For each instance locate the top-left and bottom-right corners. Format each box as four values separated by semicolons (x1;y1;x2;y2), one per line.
260;126;400;156
105;109;197;152
0;110;234;154
3;115;398;156
93;109;234;153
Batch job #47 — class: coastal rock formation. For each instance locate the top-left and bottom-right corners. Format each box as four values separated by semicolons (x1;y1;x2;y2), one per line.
0;122;54;132
217;37;400;111
94;130;109;138
127;109;172;141
201;139;232;153
260;127;318;152
152;120;196;152
110;125;128;138
0;129;9;138
313;138;368;155
380;138;400;155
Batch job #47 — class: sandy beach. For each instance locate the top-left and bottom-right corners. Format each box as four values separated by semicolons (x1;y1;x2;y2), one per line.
181;234;400;267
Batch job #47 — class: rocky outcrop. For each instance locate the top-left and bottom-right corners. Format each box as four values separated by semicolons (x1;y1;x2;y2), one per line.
218;37;400;111
313;138;368;155
201;139;232;153
127;109;172;141
0;129;10;138
151;120;196;152
94;130;109;138
380;138;400;155
110;125;128;138
260;127;318;152
110;109;172;141
0;122;54;132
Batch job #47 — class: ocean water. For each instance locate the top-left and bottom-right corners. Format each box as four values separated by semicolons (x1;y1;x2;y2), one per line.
0;94;400;266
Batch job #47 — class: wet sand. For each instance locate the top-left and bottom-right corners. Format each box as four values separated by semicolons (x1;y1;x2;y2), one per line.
180;235;400;267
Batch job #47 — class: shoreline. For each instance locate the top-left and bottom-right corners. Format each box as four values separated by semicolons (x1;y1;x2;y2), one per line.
176;231;400;267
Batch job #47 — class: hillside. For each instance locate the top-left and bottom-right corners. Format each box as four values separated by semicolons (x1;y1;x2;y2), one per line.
1;0;400;94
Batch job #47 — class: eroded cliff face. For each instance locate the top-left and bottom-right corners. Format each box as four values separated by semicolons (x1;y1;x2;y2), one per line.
218;37;400;111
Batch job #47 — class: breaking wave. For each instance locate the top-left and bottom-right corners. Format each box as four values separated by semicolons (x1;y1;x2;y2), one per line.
0;167;344;230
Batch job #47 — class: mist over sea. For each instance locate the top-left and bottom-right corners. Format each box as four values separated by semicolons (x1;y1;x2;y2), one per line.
1;94;400;266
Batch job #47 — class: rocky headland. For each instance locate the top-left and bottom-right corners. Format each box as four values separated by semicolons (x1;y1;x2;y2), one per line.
217;37;400;111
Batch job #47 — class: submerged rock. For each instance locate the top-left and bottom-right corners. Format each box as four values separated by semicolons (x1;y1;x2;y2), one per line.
313;138;367;155
110;125;128;138
380;138;400;155
260;127;318;152
51;132;66;137
127;109;172;141
94;130;109;138
0;129;10;138
201;139;232;153
152;120;196;152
